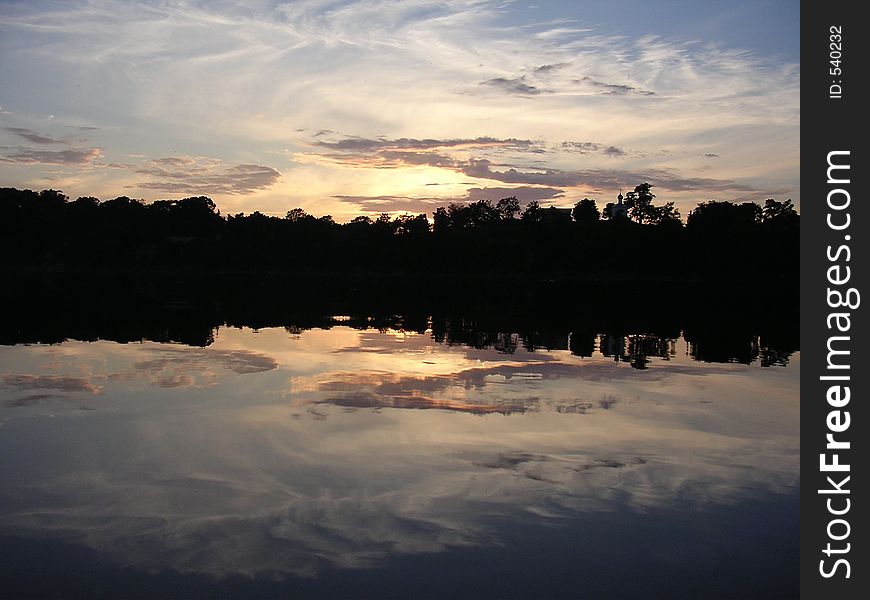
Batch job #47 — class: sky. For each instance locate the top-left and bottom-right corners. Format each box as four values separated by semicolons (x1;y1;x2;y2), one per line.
0;0;800;221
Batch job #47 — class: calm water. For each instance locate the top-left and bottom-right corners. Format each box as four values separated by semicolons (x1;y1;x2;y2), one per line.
0;321;798;598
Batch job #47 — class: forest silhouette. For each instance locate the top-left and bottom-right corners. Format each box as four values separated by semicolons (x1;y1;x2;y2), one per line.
1;184;798;281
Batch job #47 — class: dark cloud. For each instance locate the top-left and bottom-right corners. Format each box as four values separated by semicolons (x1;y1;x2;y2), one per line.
135;159;281;195
481;76;542;95
704;153;720;158
3;126;64;144
314;136;536;152
641;170;757;193
562;142;627;158
534;63;569;74
461;159;761;196
309;135;547;174
151;156;199;168
461;158;582;187
465;186;564;203
332;195;443;213
579;76;655;96
378;150;457;168
561;141;600;154
2;374;100;394
0;147;101;165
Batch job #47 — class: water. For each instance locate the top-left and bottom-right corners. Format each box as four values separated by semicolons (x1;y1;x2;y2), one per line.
0;320;798;598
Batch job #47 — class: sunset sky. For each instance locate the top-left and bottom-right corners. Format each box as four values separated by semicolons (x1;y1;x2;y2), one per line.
0;0;799;221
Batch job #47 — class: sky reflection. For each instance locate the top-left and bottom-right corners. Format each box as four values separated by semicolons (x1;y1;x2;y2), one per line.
0;325;798;581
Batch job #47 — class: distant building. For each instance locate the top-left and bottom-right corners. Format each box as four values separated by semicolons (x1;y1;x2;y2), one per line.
611;192;629;220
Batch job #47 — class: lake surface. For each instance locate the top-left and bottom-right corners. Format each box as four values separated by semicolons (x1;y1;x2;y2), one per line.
0;317;799;598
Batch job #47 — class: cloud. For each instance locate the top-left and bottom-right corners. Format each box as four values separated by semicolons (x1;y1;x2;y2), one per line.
459;159;761;196
561;141;627;157
305;136;546;175
3;127;64;144
461;158;581;186
1;374;100;394
0;147;102;165
134;158;281;195
533;63;570;75
481;76;542;95
705;153;720;158
314;136;537;153
332;195;441;213
578;76;656;96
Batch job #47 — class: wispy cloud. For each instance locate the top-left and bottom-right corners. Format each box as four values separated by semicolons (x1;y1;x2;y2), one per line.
533;63;570;75
481;76;543;96
3;126;64;144
561;141;627;157
578;76;656;96
314;136;538;153
0;146;102;165
461;158;578;186
133;157;281;195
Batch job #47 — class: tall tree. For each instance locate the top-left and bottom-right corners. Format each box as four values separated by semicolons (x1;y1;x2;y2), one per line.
496;196;520;220
624;183;656;224
521;201;542;222
572;198;600;222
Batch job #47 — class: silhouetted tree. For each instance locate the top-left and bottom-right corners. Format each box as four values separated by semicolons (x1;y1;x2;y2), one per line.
496;196;520;220
521;200;542;222
73;196;100;208
467;199;499;227
0;186;798;282
432;206;449;233
623;183;656;224
349;215;372;226
650;201;681;226
572;198;599;222
761;199;799;226
393;213;429;235
687;200;760;231
541;206;572;224
286;207;316;222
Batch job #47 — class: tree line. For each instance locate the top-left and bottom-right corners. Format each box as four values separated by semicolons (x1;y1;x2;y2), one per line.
0;183;798;280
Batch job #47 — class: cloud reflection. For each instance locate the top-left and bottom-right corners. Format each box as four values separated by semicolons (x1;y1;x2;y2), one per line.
0;326;799;580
